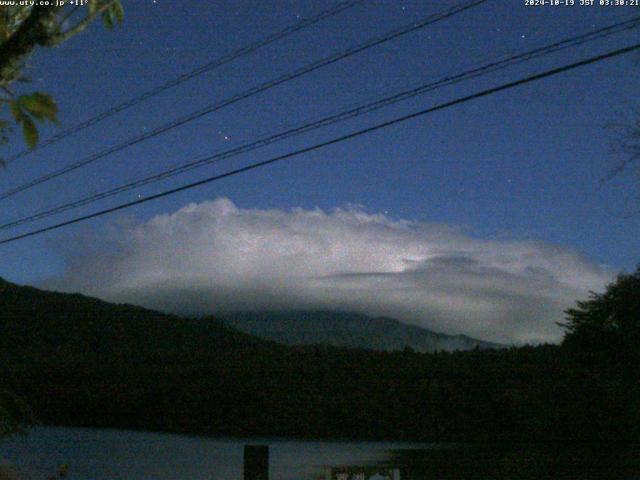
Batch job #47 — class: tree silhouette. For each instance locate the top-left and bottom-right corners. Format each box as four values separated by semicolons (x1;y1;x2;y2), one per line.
561;266;640;450
562;266;640;368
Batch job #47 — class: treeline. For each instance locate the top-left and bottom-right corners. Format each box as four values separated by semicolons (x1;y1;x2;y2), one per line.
0;275;637;450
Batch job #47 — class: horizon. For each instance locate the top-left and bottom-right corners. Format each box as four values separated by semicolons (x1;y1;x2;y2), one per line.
0;276;509;346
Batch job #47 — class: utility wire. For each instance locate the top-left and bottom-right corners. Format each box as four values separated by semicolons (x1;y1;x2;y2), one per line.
2;0;364;165
0;0;488;201
2;15;638;231
1;41;637;246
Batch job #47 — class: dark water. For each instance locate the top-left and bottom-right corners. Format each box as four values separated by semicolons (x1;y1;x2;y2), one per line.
0;426;433;480
3;427;638;479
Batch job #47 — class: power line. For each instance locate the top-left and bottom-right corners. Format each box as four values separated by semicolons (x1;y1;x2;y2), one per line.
2;0;364;166
1;41;637;246
0;0;488;201
2;15;637;231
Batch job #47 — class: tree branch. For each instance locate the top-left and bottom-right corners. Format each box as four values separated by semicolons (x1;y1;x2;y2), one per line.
0;6;61;85
47;1;117;46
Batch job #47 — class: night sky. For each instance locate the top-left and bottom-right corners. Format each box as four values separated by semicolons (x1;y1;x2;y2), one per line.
1;0;639;343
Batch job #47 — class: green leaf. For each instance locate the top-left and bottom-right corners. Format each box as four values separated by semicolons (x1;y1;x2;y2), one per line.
88;0;100;15
21;116;38;149
9;100;25;123
101;1;124;30
8;93;57;149
112;1;124;23
18;93;58;123
102;4;115;29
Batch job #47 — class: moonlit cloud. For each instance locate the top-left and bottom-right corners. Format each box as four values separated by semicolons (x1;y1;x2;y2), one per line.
46;198;612;344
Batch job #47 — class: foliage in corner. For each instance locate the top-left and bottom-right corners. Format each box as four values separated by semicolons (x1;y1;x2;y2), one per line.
0;1;123;165
560;266;640;446
6;92;58;149
561;266;640;368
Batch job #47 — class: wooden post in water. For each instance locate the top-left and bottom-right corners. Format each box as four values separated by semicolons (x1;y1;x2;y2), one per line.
244;445;269;480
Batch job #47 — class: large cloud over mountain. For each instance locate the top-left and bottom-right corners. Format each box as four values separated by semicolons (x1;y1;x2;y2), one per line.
47;198;611;344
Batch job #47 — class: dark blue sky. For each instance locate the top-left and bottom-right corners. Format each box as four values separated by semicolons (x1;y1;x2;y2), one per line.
1;0;639;286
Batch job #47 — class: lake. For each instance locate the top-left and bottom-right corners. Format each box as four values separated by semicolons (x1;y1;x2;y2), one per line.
0;426;432;480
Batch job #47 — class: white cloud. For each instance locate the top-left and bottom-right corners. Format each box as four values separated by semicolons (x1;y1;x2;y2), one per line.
46;198;612;344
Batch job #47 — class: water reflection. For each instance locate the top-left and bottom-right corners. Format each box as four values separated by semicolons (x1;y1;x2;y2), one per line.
0;427;427;480
2;427;638;480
